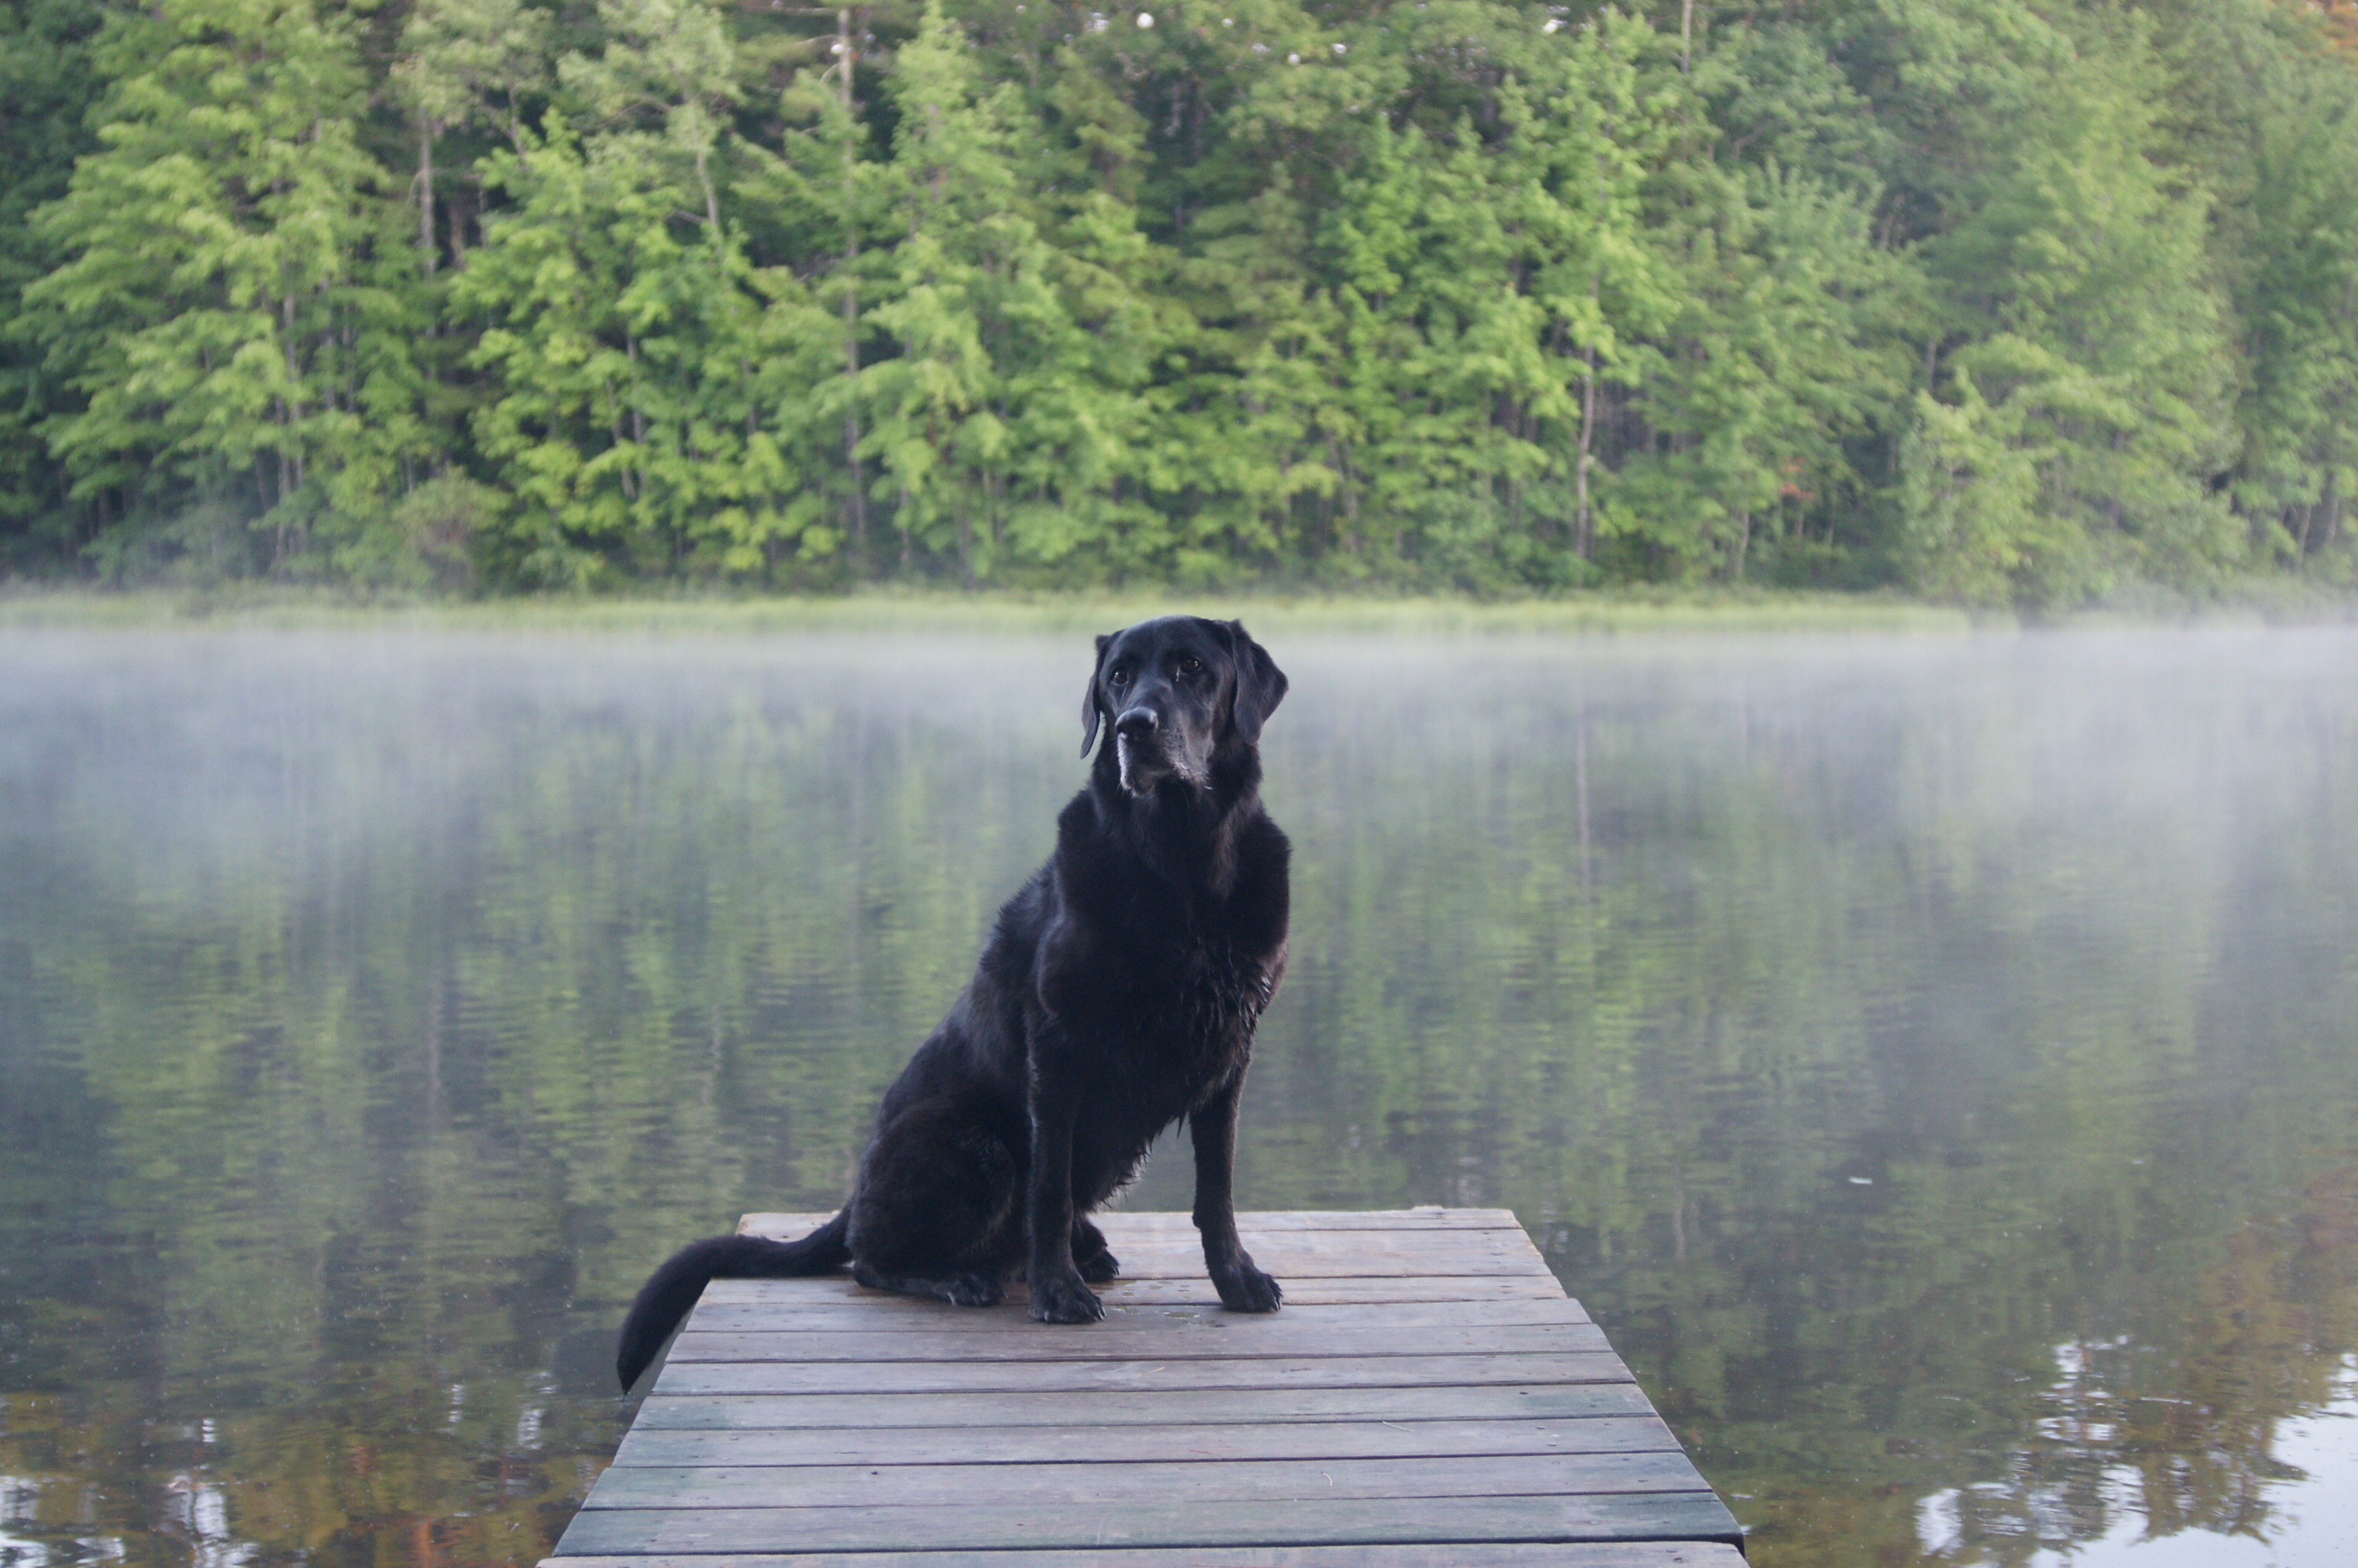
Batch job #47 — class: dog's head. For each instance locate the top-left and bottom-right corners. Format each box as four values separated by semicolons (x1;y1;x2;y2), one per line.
1081;617;1288;796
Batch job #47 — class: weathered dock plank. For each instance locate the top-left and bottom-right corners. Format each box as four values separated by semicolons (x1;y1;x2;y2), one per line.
681;1297;1595;1331
629;1383;1660;1430
700;1274;1577;1305
737;1209;1527;1233
655;1350;1637;1396
581;1452;1709;1509
551;1548;1740;1567
546;1210;1743;1566
609;1415;1683;1468
665;1323;1611;1361
558;1492;1740;1554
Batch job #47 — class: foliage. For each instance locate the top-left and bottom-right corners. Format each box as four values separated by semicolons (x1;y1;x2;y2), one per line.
5;0;2358;604
18;0;431;578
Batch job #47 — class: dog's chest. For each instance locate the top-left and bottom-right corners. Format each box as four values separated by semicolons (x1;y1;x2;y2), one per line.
1172;942;1272;1042
1108;940;1269;1105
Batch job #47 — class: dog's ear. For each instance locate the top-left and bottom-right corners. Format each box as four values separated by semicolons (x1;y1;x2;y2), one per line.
1224;621;1288;744
1081;633;1114;757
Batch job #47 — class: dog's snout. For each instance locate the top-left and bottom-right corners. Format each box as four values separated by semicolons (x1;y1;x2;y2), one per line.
1114;707;1160;739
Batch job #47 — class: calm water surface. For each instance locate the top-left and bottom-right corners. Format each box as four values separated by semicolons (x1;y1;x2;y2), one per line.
2;626;2354;1568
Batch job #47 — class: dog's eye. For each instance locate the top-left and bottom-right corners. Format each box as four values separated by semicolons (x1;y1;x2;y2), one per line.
1109;666;1130;687
1178;656;1203;676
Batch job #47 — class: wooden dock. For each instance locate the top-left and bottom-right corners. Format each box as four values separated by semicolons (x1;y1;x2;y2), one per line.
548;1208;1744;1566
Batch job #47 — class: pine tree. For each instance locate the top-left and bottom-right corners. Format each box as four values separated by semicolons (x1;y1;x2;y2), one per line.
1615;156;1916;583
2178;0;2358;574
1904;6;2242;604
23;0;426;576
455;0;836;586
0;0;103;564
7;0;2358;596
862;0;1164;583
393;0;555;273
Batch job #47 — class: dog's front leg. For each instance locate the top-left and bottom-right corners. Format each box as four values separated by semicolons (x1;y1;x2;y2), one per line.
1026;1043;1104;1324
1190;1073;1282;1313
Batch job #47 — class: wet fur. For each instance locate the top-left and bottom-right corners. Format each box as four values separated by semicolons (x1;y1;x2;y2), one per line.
617;616;1291;1390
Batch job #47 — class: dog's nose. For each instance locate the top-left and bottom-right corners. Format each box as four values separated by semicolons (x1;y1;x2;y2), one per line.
1114;707;1159;740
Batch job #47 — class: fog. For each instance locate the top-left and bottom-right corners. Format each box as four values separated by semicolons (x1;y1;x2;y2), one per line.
2;624;2354;1568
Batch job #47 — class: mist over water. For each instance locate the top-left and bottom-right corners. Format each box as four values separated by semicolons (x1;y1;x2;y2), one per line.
2;626;2354;1568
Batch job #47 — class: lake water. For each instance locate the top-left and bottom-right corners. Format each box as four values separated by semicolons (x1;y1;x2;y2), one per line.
2;624;2354;1568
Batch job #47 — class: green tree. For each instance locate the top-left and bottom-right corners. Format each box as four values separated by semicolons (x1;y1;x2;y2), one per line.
2179;0;2358;575
1893;2;2243;604
455;0;837;586
760;13;894;571
5;0;2358;598
0;0;104;567
862;0;1164;583
392;0;555;274
1170;4;1684;587
22;0;428;577
1612;158;1917;583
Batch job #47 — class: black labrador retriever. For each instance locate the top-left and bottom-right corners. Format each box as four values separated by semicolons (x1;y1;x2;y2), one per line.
615;615;1291;1389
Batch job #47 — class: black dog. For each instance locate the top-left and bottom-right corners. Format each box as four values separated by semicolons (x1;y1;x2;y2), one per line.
615;616;1291;1390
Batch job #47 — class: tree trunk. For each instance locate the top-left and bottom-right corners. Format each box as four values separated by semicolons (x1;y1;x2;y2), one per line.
277;289;302;564
447;182;470;268
1575;343;1598;561
417;118;438;274
695;145;720;232
625;333;647;503
840;8;868;570
273;441;292;567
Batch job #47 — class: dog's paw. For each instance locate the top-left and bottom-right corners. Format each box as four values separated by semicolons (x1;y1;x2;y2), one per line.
1029;1269;1105;1324
1078;1250;1120;1284
947;1272;1006;1307
1212;1257;1282;1314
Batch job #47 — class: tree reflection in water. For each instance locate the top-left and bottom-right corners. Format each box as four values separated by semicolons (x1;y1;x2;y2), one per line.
0;628;2353;1568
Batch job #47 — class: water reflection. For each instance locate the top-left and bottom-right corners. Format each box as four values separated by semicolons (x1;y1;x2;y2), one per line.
0;627;2353;1567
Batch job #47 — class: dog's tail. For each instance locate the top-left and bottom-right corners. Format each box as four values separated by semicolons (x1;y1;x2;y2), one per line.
616;1211;852;1390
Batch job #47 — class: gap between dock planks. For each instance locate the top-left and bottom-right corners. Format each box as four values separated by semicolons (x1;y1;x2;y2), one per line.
549;1209;1745;1567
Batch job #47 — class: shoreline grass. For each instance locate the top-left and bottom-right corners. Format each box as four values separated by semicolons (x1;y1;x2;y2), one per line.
2;582;2350;638
2;583;1976;638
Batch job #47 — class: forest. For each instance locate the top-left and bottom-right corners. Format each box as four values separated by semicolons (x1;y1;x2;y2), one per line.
5;0;2358;605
